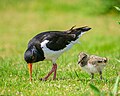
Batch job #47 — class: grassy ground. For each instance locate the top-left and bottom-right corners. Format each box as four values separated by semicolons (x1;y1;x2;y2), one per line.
0;1;120;96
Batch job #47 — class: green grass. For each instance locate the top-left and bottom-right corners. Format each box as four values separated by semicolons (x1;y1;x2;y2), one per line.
0;1;120;96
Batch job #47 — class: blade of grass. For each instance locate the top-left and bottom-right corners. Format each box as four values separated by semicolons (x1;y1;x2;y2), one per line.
89;83;101;95
74;70;80;79
112;76;120;96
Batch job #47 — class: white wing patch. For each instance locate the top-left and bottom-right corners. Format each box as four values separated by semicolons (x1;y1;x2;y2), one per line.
41;40;49;47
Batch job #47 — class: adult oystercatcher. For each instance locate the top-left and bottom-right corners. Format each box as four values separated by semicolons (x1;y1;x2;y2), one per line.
78;52;107;79
24;26;91;81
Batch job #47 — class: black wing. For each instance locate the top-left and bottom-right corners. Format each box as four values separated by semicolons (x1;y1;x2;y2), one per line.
45;32;76;51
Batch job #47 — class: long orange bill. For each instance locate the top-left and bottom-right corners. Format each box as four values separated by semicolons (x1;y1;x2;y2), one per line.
28;63;32;81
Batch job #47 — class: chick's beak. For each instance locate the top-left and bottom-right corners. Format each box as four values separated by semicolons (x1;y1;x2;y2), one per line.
28;63;32;81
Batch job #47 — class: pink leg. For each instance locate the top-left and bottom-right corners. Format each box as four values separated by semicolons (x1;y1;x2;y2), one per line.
53;64;57;80
41;64;57;81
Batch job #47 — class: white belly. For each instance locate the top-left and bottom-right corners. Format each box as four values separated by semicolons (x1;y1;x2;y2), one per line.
82;63;98;74
41;40;77;63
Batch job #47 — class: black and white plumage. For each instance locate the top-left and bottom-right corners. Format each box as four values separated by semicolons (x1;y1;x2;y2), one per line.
24;26;91;81
78;52;107;79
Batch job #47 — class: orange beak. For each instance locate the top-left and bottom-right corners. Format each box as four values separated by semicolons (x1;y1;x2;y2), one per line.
28;63;32;81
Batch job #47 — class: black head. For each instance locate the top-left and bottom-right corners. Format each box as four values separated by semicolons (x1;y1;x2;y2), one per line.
24;46;45;63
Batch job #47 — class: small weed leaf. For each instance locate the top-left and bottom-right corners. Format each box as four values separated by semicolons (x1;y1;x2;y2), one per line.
114;6;120;25
112;76;120;96
89;83;101;95
115;59;120;63
114;6;120;11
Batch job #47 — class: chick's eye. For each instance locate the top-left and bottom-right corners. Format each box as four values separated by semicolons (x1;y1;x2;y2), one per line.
98;61;102;63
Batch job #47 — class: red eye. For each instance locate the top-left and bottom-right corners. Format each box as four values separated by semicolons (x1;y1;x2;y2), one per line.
32;56;35;60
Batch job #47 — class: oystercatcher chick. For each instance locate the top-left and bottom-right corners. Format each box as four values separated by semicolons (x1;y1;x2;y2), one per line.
24;26;91;81
78;52;107;80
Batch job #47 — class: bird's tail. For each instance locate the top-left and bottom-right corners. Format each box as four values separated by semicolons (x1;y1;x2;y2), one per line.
67;26;91;37
97;57;108;66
